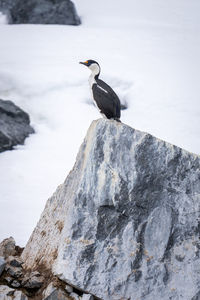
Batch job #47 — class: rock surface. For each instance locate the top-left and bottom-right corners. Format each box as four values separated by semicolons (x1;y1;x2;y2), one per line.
0;285;28;300
0;257;6;276
70;292;81;300
65;284;73;293
0;237;16;258
5;265;23;278
0;99;34;153
0;0;81;25
44;289;71;300
22;271;44;289
0;285;15;300
22;119;200;300
43;282;57;298
82;294;94;300
7;256;23;268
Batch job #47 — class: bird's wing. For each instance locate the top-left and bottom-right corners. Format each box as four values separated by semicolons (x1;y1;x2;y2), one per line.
97;79;119;99
92;80;121;119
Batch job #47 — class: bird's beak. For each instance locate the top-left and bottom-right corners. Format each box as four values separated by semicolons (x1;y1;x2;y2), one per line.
79;61;88;66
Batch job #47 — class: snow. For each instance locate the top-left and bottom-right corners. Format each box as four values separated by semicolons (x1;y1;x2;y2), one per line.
0;12;7;24
0;0;200;246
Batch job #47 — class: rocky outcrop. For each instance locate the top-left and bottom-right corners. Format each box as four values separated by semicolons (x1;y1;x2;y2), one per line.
0;237;95;300
22;119;200;300
0;285;28;300
0;99;34;153
0;0;81;25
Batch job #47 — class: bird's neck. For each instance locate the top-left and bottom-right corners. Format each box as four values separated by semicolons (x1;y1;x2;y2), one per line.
89;64;100;80
89;71;99;87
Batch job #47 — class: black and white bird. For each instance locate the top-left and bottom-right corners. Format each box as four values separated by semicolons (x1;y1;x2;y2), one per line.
80;60;121;122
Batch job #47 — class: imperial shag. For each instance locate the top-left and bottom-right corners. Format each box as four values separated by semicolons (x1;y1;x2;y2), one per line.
80;60;121;122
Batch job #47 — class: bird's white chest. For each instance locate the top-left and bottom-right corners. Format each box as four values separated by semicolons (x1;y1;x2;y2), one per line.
89;74;96;102
88;75;101;111
89;74;96;89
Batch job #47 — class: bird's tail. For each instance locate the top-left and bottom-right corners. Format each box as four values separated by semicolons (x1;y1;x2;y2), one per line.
114;118;121;123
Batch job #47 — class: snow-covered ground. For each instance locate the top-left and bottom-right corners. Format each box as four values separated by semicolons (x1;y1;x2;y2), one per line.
0;0;200;246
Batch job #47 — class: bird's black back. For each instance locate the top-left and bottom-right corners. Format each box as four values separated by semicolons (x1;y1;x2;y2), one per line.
92;79;121;120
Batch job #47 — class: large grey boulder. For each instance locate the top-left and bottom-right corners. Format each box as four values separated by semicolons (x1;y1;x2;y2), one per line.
0;0;81;25
22;119;200;300
0;99;34;153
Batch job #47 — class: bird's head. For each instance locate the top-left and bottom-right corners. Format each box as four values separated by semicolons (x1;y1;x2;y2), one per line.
79;59;100;76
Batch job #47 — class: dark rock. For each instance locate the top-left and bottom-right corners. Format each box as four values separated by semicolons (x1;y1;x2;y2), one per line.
29;270;41;277
0;0;13;10
22;271;44;289
0;237;16;258
15;246;24;257
0;0;81;25
7;256;23;268
4;276;13;284
0;131;12;151
192;291;200;300
6;265;23;278
22;119;200;300
0;256;6;276
44;288;71;300
11;280;21;288
0;99;34;153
